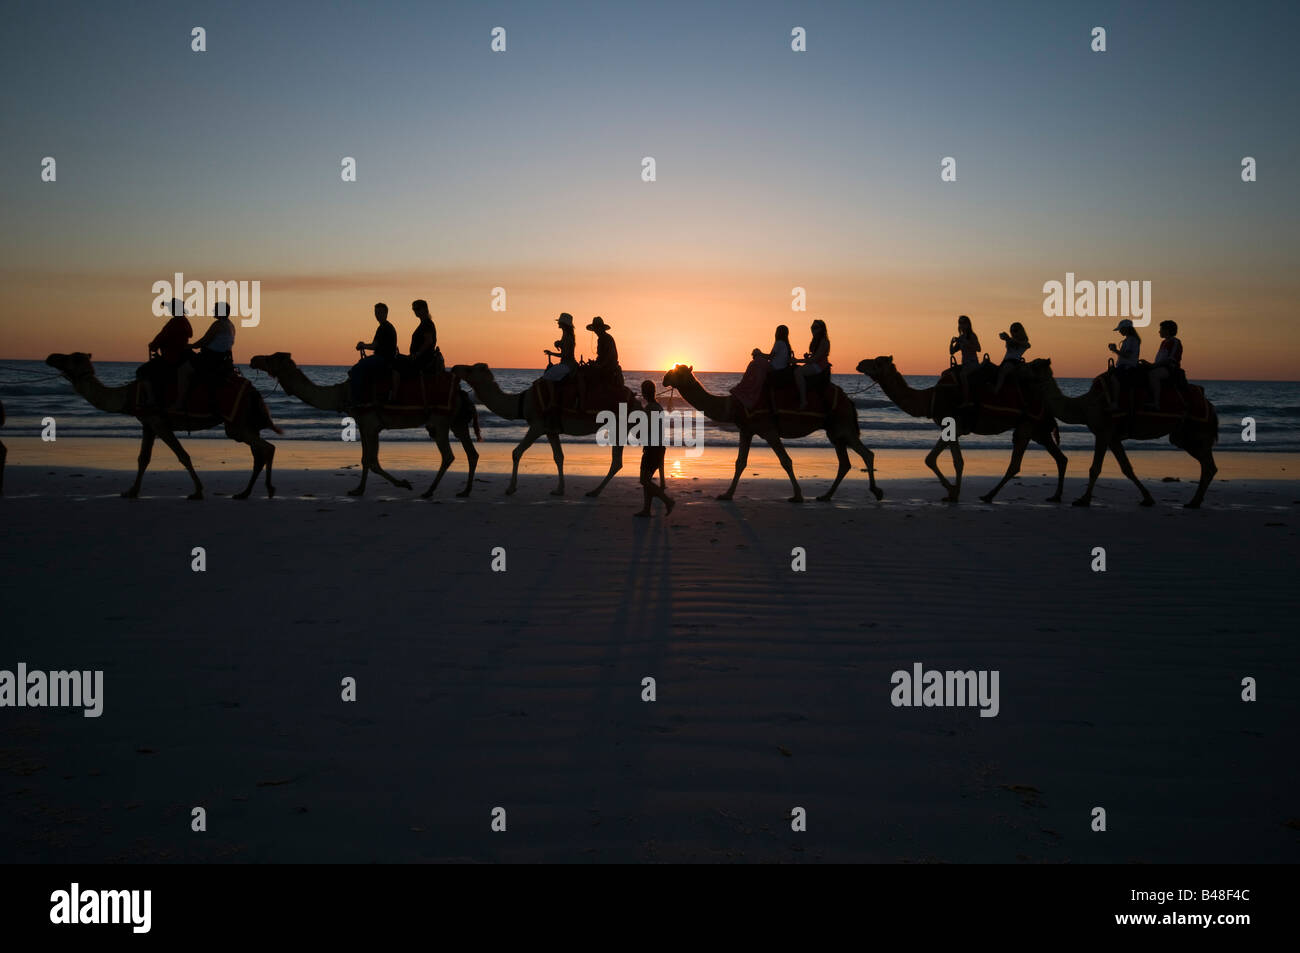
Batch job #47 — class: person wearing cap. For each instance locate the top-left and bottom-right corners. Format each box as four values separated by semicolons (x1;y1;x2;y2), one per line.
542;312;577;382
349;302;399;404
171;302;236;413
1146;320;1183;409
136;297;193;409
587;316;622;387
1106;318;1142;410
993;321;1031;394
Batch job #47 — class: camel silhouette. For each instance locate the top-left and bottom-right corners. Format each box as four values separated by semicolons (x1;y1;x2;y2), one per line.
46;352;280;500
857;356;1066;503
249;352;479;498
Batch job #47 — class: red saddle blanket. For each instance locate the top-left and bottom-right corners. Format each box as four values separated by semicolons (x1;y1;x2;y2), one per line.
130;373;259;424
531;374;634;416
939;365;1046;420
746;379;839;418
354;371;459;411
1093;375;1212;422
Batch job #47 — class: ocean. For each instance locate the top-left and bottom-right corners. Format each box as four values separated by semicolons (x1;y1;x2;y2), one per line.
2;360;1297;453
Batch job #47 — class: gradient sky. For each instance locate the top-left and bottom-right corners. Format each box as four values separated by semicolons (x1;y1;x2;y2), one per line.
2;0;1297;377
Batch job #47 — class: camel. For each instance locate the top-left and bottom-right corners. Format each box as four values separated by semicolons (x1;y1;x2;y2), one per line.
661;364;881;502
1024;358;1219;508
46;352;280;500
249;352;479;498
856;356;1067;503
451;362;628;496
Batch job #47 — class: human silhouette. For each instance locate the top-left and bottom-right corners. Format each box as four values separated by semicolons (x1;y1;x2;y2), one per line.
136;298;193;409
949;315;982;406
795;319;831;409
171;302;236;412
1147;320;1183;408
634;380;675;518
993;322;1030;394
1106;318;1141;410
349;302;399;404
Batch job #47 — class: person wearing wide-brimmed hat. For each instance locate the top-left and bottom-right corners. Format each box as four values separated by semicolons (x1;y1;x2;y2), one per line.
542;313;577;382
586;315;623;388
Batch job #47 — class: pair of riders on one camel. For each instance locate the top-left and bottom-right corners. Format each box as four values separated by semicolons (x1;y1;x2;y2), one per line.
136;297;238;413
348;300;444;405
942;314;1186;413
538;312;624;409
730;319;833;413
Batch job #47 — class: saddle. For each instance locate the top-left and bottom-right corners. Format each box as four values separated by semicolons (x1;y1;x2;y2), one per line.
532;369;631;416
751;371;836;419
972;364;1046;421
355;368;459;412
131;369;255;424
1095;367;1208;421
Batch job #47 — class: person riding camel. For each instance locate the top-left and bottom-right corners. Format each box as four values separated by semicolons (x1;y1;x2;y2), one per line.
402;299;442;376
949;314;982;407
795;319;831;409
1106;318;1141;411
587;316;622;387
136;297;193;409
349;302;399;405
993;322;1030;394
542;313;577;382
1146;320;1183;409
730;325;795;412
171;301;236;413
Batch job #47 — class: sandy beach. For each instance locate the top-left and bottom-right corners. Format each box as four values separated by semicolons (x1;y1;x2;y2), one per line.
2;449;1296;863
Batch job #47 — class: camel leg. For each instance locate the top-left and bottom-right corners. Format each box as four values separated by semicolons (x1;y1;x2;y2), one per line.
980;422;1031;503
766;434;802;502
421;422;455;499
1072;434;1109;507
233;440;262;500
454;423;478;498
925;437;959;502
263;441;276;497
547;431;566;496
1041;433;1067;502
348;430;374;496
817;443;851;501
585;444;623;497
1109;438;1155;506
507;426;545;495
123;427;156;498
231;425;275;500
154;426;204;500
0;439;5;495
1184;442;1217;509
718;432;753;500
846;434;883;501
364;434;414;493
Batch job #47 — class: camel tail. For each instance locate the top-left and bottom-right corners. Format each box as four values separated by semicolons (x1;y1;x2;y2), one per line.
257;392;284;434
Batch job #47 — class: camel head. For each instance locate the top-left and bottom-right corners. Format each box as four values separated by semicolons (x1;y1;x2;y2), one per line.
857;356;895;380
249;352;295;377
662;364;694;389
451;362;492;384
46;352;94;380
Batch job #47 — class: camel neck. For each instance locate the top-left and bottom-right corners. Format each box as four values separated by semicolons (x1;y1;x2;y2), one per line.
74;373;129;414
278;364;348;411
874;369;932;419
673;373;732;422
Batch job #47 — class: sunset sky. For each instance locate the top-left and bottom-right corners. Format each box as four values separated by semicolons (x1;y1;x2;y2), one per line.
1;0;1296;378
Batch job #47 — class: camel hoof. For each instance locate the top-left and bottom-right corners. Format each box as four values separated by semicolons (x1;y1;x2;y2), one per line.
584;489;600;498
1046;495;1062;503
1071;497;1091;507
1140;497;1156;507
121;488;139;499
550;489;565;497
267;487;276;498
715;493;733;501
233;491;251;500
347;488;364;497
979;494;994;504
815;494;832;502
871;488;884;500
456;489;471;498
187;491;204;501
787;496;804;504
398;481;413;491
1183;500;1202;509
504;486;517;496
420;489;434;499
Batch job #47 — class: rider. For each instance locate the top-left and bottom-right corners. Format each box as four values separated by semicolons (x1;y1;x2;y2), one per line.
171;301;235;413
405;299;442;375
136;297;193;409
587;316;622;387
349;302;399;404
1106;318;1141;410
795;319;831;409
542;313;577;381
949;314;981;406
993;322;1031;394
1146;320;1182;409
